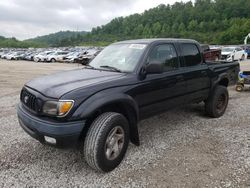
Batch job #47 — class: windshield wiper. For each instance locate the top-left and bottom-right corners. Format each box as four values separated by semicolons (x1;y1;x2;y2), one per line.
100;65;122;72
84;64;95;69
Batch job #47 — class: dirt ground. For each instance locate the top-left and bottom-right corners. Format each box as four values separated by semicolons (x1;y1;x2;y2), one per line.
0;59;249;187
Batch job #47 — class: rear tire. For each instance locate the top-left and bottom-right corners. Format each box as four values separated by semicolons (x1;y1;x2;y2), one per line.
236;84;244;92
51;58;56;63
84;112;129;172
205;86;229;118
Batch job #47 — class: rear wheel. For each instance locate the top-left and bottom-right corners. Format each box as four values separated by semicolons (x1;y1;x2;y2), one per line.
84;112;129;172
205;86;229;118
236;84;244;92
51;58;56;63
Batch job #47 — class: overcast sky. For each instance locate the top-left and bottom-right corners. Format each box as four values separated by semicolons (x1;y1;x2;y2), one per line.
0;0;189;40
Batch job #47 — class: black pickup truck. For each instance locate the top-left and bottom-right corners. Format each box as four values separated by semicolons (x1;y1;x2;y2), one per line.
17;39;239;172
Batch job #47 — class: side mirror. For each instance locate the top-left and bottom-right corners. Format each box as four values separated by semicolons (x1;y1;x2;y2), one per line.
145;61;163;74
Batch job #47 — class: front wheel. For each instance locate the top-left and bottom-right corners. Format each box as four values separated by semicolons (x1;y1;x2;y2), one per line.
84;112;129;172
205;86;229;118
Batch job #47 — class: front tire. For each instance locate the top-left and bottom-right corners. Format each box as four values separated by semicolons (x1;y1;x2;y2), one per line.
205;86;229;118
84;112;129;172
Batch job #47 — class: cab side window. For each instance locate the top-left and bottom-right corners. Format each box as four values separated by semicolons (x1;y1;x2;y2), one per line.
181;43;202;67
148;44;179;71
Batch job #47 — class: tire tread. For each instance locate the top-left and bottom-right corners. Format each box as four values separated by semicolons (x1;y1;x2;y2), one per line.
84;112;127;172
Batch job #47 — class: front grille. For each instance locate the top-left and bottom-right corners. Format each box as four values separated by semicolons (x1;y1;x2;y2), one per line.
221;55;228;60
20;89;37;111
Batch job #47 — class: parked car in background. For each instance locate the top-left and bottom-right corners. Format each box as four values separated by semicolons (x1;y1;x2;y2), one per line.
46;51;69;62
79;49;101;65
34;51;53;62
244;45;250;58
201;44;221;61
1;52;12;59
23;52;36;61
6;51;24;60
0;47;104;64
221;47;247;61
0;51;6;58
63;52;84;63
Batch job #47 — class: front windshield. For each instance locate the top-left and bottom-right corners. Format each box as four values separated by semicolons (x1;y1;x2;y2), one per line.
222;48;234;52
89;43;147;72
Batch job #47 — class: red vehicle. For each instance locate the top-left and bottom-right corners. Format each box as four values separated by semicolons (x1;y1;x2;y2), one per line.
201;44;221;61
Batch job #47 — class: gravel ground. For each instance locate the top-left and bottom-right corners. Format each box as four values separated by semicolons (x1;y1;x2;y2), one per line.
0;59;249;187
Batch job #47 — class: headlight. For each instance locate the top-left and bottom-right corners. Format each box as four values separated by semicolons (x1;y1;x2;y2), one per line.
43;100;74;117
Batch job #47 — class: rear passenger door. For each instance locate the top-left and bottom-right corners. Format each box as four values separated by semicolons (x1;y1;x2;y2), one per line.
179;43;210;103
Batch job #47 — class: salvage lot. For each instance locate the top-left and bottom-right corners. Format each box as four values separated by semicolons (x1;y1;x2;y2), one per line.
0;59;249;187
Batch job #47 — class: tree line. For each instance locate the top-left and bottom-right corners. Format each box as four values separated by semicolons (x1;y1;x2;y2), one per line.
86;0;250;45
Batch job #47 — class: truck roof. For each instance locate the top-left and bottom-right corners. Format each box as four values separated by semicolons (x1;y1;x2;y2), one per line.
115;38;198;44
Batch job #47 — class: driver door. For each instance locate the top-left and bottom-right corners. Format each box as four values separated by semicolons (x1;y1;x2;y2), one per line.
134;43;187;119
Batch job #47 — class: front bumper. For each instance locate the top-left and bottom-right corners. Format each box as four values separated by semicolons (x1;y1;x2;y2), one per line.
17;103;85;147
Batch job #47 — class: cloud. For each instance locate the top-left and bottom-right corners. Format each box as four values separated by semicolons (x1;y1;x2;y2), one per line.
0;0;189;40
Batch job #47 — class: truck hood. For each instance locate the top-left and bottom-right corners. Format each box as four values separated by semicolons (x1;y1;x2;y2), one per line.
25;68;125;98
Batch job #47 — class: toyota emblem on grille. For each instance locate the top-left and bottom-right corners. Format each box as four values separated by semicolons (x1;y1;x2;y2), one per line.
24;96;29;104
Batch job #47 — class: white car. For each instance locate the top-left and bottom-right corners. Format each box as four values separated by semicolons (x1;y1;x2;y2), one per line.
221;47;247;61
80;49;101;64
63;52;82;63
1;52;11;59
46;51;69;62
34;51;53;62
5;52;23;60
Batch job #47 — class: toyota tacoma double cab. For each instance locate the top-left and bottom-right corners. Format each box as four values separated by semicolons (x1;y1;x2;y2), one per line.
17;39;239;172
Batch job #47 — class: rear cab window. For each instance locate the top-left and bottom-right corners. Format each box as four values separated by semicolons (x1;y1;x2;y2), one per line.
180;43;202;67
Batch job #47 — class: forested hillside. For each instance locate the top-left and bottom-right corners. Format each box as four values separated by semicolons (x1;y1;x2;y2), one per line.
0;36;44;48
26;31;87;47
84;0;250;45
